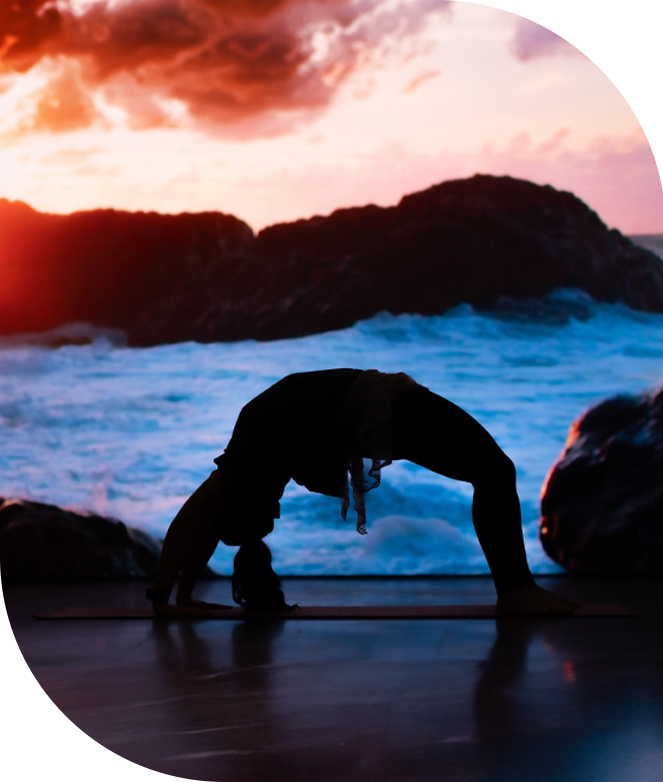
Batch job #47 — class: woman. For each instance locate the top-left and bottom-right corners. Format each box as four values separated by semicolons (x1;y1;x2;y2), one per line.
146;369;578;615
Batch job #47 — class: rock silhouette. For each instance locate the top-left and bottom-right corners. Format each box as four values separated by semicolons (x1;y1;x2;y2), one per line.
1;175;662;346
0;497;219;580
540;386;663;574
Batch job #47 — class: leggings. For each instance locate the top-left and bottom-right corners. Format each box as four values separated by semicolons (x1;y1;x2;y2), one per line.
392;388;534;595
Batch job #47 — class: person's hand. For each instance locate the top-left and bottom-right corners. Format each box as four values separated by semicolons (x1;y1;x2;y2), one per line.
496;584;580;616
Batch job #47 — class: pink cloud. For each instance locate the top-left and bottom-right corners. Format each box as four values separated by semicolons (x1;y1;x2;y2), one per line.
233;130;663;234
474;133;662;234
512;0;592;60
402;68;440;93
511;0;656;61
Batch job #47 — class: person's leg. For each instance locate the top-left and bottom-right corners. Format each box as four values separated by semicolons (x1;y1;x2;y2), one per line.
147;470;224;606
392;388;534;594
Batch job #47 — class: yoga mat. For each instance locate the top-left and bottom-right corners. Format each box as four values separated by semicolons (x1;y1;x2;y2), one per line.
32;603;637;620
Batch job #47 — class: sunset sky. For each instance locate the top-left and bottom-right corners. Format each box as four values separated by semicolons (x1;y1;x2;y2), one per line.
0;0;662;233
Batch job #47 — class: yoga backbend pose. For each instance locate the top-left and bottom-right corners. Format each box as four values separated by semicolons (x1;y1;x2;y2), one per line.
147;369;578;616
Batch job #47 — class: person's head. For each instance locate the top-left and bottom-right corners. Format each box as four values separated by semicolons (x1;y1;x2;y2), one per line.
232;539;292;613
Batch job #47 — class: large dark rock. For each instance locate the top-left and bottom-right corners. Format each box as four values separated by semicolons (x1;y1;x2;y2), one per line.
2;175;662;346
0;497;163;580
0;201;254;340
540;386;663;574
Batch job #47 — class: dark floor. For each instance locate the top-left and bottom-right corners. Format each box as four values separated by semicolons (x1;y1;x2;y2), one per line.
4;576;663;782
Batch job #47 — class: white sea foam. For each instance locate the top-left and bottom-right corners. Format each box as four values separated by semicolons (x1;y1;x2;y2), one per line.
1;288;662;575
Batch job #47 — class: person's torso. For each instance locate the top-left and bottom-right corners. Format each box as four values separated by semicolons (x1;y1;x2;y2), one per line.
223;368;363;497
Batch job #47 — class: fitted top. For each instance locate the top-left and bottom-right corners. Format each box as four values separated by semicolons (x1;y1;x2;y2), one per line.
213;369;423;545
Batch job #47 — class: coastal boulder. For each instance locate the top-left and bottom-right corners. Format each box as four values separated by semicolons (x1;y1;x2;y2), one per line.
0;498;163;580
540;386;663;574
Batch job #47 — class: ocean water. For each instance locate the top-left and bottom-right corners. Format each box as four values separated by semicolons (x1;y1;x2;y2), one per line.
1;288;663;576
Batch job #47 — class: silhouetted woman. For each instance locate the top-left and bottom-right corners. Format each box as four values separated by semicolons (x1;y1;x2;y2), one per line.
147;369;577;615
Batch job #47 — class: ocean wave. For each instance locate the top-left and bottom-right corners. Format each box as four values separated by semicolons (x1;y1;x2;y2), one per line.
1;290;662;574
0;322;126;350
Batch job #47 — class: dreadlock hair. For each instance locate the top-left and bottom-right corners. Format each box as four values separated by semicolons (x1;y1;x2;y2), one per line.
232;540;293;614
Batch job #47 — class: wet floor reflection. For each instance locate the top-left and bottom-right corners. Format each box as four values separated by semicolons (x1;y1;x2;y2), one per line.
472;618;663;782
148;619;285;751
144;620;663;782
6;579;663;782
473;619;542;741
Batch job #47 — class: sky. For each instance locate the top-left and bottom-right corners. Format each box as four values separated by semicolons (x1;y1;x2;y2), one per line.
0;0;662;233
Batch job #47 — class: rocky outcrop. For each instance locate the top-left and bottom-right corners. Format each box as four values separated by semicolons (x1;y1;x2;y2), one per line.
2;175;663;346
0;200;253;340
0;497;219;581
540;386;663;574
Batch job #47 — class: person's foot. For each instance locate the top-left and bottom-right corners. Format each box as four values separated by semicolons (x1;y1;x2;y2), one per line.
146;585;168;603
496;584;580;616
175;597;233;610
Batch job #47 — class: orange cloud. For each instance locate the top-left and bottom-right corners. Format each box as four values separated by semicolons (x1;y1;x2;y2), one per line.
15;60;99;134
38;147;103;165
1;0;451;137
402;68;440;93
0;1;63;73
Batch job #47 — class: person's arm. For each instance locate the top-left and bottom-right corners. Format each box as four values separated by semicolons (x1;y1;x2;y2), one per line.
147;470;231;613
174;521;229;609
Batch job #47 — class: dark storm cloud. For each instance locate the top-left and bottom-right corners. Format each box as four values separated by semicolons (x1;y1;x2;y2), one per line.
0;0;451;136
